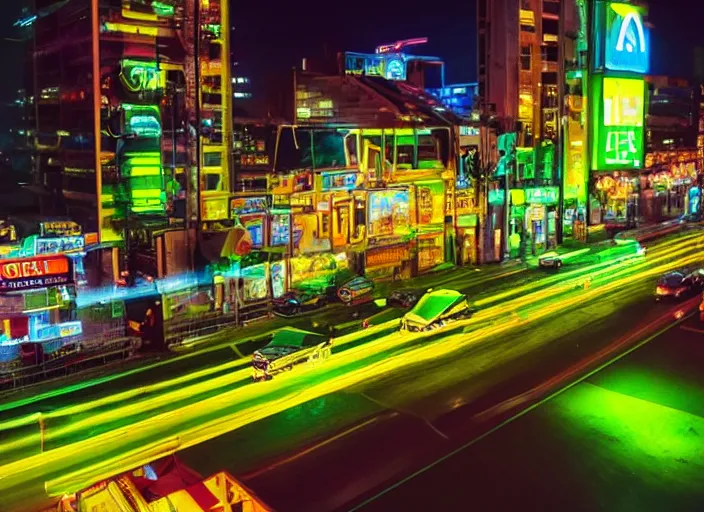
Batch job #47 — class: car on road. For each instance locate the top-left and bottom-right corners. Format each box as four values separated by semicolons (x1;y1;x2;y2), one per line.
337;276;375;306
400;289;474;332
252;327;332;380
656;269;704;301
388;289;420;308
272;289;327;316
538;238;645;269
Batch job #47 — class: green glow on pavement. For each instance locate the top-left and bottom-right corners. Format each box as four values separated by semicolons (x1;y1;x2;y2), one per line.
552;383;704;493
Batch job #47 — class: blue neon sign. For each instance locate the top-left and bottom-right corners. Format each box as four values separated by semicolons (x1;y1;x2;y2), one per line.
605;3;649;74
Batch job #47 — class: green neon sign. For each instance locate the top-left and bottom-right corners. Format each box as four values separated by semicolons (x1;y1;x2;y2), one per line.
525;187;559;204
590;75;645;170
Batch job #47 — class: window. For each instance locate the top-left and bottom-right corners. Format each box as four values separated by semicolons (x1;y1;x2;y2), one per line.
204;173;221;191
396;134;415;168
208;42;221;61
345;133;358;166
204;151;222;167
542;19;558;36
520;46;532;71
313;130;346;169
418;135;441;168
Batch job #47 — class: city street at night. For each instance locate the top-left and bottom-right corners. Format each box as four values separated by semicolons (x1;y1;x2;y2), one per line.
2;0;704;510
1;231;703;511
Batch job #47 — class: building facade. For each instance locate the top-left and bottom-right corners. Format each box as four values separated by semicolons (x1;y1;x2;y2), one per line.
27;0;232;285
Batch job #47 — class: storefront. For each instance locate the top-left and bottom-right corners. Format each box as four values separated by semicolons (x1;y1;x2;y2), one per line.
455;188;479;266
643;161;698;220
231;197;268;249
414;181;446;273
366;188;413;278
591;174;639;229
0;255;81;369
523;187;558;254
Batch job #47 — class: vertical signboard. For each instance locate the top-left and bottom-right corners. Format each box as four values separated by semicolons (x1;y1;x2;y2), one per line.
590;76;645;170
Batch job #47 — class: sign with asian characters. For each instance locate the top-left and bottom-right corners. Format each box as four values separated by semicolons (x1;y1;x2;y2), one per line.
525;187;559;204
0;255;72;291
40;221;82;237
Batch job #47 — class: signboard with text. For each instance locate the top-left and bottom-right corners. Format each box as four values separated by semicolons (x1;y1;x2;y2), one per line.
40;221;82;237
0;255;72;292
590;75;645;170
34;236;85;255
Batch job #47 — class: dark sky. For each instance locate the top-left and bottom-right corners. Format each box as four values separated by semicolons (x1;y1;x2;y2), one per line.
0;0;702;106
234;0;704;87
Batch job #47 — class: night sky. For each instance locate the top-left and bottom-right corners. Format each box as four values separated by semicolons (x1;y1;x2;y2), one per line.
0;0;703;112
234;0;704;87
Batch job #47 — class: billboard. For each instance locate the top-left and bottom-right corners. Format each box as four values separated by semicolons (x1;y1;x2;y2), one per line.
0;255;73;291
604;2;649;73
591;76;645;170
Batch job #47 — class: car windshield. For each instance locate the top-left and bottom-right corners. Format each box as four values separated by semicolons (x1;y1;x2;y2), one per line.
658;274;684;287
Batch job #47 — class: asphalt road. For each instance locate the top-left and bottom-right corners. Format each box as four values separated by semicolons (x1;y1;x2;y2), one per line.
350;314;704;512
2;231;704;511
173;287;699;512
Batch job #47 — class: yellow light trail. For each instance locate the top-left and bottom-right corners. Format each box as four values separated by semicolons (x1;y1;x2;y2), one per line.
0;234;700;506
0;233;700;463
39;237;704;498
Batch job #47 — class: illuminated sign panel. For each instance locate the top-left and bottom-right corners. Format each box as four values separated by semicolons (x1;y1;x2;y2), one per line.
605;2;649;73
603;77;644;127
525;187;559;204
35;236;85;255
0;255;72;291
591;76;645;170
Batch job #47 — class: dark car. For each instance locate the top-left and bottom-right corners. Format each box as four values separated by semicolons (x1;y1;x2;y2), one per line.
656;269;704;301
388;290;420;308
252;327;332;380
272;289;327;316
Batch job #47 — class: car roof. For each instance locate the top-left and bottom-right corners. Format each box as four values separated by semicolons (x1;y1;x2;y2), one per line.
267;327;326;348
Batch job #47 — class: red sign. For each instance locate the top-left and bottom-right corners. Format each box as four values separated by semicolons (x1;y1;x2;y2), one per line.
0;255;72;291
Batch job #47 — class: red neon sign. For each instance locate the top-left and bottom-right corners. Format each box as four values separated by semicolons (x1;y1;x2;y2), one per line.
0;255;70;281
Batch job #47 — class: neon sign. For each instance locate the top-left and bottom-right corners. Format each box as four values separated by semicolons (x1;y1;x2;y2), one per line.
120;59;163;93
525;187;559;204
603;128;641;166
0;255;72;291
591;76;645;170
605;2;649;73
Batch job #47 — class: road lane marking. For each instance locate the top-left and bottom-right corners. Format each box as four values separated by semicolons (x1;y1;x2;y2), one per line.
241;413;395;481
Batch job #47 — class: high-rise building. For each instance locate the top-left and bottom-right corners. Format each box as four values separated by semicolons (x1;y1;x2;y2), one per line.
477;0;563;259
27;0;231;284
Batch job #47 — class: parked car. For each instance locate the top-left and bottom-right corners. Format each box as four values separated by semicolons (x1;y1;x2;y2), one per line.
538;238;645;269
400;289;474;332
388;290;420;308
252;327;332;381
656;268;704;301
272;289;327;316
337;276;374;306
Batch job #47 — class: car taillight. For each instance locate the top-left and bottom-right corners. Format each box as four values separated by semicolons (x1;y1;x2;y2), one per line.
656;286;667;295
699;301;704;312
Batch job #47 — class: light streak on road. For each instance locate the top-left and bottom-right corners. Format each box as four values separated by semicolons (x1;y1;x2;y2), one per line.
1;233;703;509
0;233;701;463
